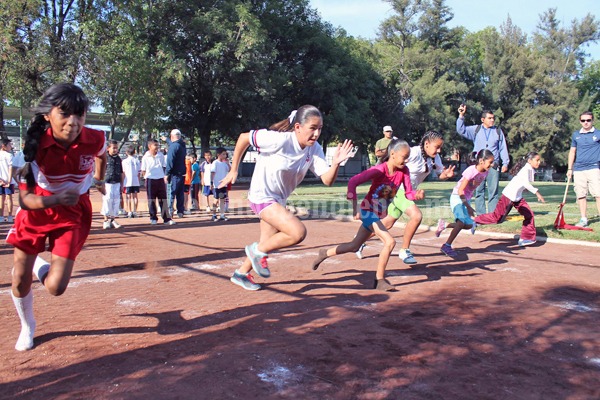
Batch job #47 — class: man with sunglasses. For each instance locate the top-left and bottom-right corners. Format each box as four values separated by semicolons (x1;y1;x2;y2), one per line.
567;111;600;227
456;104;509;215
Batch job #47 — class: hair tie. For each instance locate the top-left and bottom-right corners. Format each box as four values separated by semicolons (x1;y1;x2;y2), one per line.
288;110;297;124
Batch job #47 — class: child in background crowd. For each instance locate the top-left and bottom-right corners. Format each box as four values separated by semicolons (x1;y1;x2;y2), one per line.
190;153;200;211
122;145;141;218
211;147;231;221
0;138;16;223
200;150;213;213
101;140;124;229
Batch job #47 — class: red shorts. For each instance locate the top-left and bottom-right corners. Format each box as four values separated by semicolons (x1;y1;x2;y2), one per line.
6;187;93;260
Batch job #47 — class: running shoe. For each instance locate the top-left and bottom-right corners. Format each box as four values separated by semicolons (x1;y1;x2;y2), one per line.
103;221;112;229
355;243;366;259
245;242;270;278
166;219;177;225
111;220;122;229
398;248;417;265
517;239;536;247
219;216;228;221
575;218;588;227
211;215;218;222
470;221;477;235
440;243;458;258
230;271;261;291
435;219;446;237
150;219;158;225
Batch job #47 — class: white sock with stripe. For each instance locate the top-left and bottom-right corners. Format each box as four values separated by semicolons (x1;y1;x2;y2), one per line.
33;256;50;285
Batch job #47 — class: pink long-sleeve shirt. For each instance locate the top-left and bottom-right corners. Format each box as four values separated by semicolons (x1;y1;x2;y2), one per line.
347;162;416;217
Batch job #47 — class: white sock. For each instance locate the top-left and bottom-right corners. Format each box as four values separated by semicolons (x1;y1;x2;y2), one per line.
11;291;36;351
33;256;50;285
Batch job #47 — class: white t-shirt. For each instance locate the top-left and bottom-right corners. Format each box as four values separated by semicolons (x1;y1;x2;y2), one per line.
200;161;212;186
211;160;230;187
141;152;166;179
405;145;444;188
247;129;329;204
0;150;16;184
122;155;141;187
12;151;25;169
502;163;538;202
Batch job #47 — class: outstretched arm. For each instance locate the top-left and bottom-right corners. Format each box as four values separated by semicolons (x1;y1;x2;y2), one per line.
320;139;354;186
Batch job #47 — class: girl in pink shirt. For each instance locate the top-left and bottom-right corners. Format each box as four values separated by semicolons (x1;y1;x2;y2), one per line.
436;149;494;257
311;139;421;291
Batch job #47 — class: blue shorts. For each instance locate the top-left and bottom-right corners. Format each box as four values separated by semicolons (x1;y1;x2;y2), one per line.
202;185;212;196
0;185;15;195
450;194;474;225
360;208;380;232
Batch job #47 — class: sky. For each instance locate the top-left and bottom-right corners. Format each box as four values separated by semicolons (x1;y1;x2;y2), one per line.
309;0;600;61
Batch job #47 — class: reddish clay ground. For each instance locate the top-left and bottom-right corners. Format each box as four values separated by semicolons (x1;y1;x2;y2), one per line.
0;184;599;399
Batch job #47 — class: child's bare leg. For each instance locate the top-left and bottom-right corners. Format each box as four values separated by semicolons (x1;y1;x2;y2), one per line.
312;226;371;270
445;220;467;245
371;221;396;279
400;205;422;249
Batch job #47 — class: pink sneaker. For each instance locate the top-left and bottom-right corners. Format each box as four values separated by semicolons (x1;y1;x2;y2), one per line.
435;219;446;237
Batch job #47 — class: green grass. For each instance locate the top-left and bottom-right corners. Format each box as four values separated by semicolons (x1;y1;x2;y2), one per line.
286;181;600;243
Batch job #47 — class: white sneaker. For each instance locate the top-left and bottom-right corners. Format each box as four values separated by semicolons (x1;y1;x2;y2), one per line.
103;221;111;229
575;218;588;228
183;210;192;215
150;220;158;225
166;219;176;225
118;209;127;215
355;243;366;259
205;206;211;212
111;220;122;229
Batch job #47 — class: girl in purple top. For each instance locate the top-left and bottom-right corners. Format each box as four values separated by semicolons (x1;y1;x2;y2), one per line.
435;149;494;257
311;139;422;291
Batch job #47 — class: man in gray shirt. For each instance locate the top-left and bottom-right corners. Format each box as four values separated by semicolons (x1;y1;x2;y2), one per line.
456;104;509;214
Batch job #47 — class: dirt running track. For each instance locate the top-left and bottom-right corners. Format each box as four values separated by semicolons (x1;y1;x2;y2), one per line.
0;184;599;399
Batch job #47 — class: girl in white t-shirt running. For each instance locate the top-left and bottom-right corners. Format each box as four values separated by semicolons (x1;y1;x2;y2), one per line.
219;105;354;291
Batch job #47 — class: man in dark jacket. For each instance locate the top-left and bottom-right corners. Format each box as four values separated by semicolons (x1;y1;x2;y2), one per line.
166;129;187;218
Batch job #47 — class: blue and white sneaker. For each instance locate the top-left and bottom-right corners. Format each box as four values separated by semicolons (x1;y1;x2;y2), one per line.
230;271;261;291
441;243;458;258
398;248;417;264
470;221;477;235
245;242;270;278
355;243;366;259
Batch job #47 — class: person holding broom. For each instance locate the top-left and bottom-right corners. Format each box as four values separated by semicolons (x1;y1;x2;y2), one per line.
567;111;600;228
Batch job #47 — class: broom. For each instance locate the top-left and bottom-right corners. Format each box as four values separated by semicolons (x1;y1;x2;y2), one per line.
554;174;593;231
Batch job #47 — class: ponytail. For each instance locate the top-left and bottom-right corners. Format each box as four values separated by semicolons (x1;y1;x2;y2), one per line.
19;83;89;189
469;149;494;165
509;151;538;176
382;138;410;163
269;105;322;132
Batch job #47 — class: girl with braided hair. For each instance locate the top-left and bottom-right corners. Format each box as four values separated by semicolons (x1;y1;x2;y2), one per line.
356;131;455;264
473;151;545;246
6;83;107;351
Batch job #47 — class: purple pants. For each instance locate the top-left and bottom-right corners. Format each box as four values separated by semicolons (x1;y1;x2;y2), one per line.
474;194;536;241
